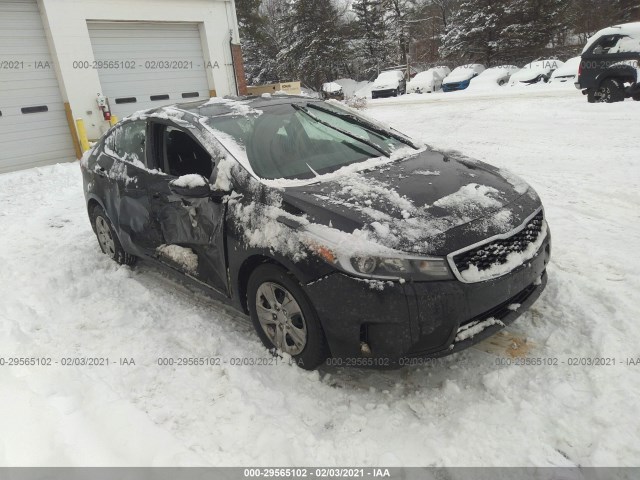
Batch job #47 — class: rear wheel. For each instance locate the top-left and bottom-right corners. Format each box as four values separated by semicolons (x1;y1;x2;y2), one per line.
247;264;329;370
589;78;626;103
90;205;137;266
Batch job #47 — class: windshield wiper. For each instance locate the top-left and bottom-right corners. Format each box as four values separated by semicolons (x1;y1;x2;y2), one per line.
305;102;420;149
291;104;390;158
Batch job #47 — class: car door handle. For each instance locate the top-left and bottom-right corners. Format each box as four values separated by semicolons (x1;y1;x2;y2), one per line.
152;192;161;199
95;166;107;177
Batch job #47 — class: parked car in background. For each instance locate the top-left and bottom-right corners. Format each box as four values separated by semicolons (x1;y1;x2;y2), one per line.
442;64;485;91
468;65;520;88
322;81;345;100
371;70;406;98
509;59;564;85
549;56;582;84
81;96;550;370
576;22;640;102
407;68;446;93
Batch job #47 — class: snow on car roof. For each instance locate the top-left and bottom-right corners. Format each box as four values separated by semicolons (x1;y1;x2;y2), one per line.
582;22;640;53
476;65;519;77
377;70;403;79
522;59;563;70
175;95;314;118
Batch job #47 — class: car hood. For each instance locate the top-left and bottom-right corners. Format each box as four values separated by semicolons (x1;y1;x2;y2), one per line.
443;72;474;83
372;80;400;89
408;73;437;87
281;149;541;256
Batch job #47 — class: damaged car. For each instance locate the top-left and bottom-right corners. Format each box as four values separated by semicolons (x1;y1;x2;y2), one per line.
81;96;550;370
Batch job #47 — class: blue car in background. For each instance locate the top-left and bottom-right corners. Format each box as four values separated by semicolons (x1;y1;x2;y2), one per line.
442;64;486;91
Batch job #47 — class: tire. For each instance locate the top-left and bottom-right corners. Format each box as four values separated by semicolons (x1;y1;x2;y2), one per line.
590;78;626;103
89;204;137;266
247;264;329;370
633;93;640;101
392;89;398;97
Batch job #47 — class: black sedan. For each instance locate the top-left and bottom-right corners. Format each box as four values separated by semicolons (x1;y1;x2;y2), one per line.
80;95;550;369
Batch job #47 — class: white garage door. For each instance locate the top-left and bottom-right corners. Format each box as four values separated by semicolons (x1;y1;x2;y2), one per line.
88;22;211;118
0;0;76;173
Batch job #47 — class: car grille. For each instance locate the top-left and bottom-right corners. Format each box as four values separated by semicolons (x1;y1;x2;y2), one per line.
452;210;545;277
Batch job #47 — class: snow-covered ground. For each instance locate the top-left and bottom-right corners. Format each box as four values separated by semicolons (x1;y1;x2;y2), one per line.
1;87;640;466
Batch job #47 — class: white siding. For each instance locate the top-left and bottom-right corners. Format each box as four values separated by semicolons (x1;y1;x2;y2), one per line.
0;0;75;173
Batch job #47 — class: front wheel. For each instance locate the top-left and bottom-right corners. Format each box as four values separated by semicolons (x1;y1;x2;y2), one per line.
90;205;137;266
247;264;329;370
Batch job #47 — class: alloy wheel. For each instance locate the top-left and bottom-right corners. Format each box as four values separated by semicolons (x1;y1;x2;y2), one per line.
95;215;116;258
255;281;307;355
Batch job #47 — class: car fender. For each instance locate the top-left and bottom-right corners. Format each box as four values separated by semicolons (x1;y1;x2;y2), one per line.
596;63;638;86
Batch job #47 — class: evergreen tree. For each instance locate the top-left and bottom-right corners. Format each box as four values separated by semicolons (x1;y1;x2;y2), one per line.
351;0;393;76
439;0;568;65
278;0;349;90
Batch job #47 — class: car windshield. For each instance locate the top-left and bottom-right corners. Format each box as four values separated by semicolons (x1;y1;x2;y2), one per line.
205;102;414;180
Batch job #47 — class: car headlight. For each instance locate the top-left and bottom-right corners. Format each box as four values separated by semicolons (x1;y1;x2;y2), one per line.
302;229;453;281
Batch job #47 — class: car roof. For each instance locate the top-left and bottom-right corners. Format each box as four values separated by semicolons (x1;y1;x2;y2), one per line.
583;22;640;53
145;95;320;119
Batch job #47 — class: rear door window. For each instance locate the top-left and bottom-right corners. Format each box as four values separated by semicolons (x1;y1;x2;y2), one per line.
105;120;147;166
592;35;621;55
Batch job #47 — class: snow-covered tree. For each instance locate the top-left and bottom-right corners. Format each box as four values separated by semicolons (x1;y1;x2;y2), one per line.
439;0;568;65
351;0;394;76
278;0;350;91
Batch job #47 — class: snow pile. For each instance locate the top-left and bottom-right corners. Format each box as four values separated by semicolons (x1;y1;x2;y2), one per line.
331;79;372;98
156;244;198;274
322;82;342;93
455;317;505;342
433;183;503;210
171;174;208;189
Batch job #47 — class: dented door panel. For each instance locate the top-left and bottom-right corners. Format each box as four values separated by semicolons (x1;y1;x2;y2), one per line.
148;176;228;295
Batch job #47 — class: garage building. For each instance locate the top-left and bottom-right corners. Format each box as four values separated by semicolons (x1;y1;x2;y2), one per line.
0;0;246;173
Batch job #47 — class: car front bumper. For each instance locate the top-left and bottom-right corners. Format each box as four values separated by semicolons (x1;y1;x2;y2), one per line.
371;88;397;97
442;79;471;91
304;233;551;368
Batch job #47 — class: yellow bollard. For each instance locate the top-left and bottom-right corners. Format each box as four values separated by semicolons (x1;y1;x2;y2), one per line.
109;115;118;126
76;118;90;153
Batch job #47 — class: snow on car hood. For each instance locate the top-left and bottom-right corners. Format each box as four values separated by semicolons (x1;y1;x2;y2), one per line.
408;71;438;88
550;57;581;80
279;149;540;256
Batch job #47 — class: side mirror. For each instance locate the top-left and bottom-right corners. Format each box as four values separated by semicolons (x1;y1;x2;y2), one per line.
169;174;212;198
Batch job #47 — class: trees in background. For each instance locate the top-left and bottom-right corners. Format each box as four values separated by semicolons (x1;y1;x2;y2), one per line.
237;0;640;87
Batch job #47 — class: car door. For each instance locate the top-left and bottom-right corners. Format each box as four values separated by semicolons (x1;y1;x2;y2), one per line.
100;119;162;254
145;120;229;295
